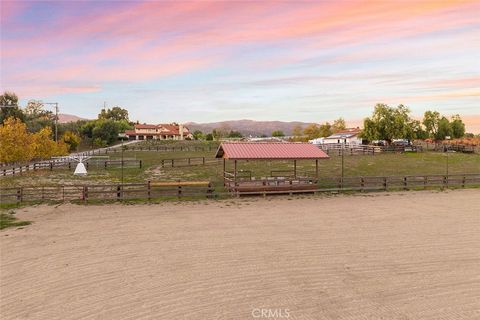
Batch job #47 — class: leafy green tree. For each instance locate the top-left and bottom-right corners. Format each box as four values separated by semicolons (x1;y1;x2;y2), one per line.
212;128;227;141
271;130;285;137
319;122;333;137
332;118;346;132
422;111;441;138
303;124;321;140
450;114;465;138
410;119;428;140
92;119;130;145
81;119;132;146
0;92;25;123
24;100;54;133
435;117;452;140
62;131;81;152
193;130;204;140
93;137;107;148
205;133;214;141
361;104;416;143
227;130;243;138
292;125;303;137
98;106;129;121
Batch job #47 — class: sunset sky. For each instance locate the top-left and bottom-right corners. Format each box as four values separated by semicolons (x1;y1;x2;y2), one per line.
1;0;479;130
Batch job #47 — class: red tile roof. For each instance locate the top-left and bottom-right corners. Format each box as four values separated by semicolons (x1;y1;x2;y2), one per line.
215;142;329;160
135;124;158;129
130;123;191;136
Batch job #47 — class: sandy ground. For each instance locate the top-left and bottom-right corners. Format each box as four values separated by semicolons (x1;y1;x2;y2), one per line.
1;190;480;320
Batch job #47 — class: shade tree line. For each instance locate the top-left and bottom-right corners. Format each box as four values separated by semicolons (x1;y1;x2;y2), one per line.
361;104;467;143
0;92;134;156
0;118;69;163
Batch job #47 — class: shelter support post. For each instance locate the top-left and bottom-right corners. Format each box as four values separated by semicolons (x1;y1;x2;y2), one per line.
315;159;319;180
293;160;297;178
234;160;237;186
223;158;226;185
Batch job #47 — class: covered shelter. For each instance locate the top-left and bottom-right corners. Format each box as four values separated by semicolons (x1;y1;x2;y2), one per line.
215;142;329;194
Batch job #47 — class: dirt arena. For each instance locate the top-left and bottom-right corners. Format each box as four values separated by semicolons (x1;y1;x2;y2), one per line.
1;190;479;319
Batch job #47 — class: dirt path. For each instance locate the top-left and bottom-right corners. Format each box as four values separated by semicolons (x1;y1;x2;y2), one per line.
1;190;480;319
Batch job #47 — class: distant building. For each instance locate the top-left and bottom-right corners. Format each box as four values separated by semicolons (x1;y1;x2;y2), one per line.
124;123;193;140
310;128;363;145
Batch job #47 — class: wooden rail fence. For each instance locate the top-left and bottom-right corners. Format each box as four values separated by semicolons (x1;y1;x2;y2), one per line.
2;174;478;204
1;160;142;177
225;173;480;196
160;157;221;168
123;145;217;153
0;181;214;204
317;144;421;155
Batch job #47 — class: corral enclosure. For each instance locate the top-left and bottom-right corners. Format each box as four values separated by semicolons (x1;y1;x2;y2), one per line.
1;140;479;191
1;190;479;319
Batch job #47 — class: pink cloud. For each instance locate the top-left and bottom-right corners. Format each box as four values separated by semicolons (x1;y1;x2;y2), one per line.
2;0;479;98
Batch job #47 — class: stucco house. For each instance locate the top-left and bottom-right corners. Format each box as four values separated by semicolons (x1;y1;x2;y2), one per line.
124;123;193;140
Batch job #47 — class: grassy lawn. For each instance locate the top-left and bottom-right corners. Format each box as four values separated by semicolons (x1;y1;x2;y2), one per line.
0;211;31;230
1;150;478;189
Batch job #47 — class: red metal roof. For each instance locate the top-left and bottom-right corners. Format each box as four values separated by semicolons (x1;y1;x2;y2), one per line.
215;142;329;160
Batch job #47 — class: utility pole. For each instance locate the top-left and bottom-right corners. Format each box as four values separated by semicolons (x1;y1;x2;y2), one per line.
445;136;451;177
121;138;124;186
340;135;346;188
54;103;58;142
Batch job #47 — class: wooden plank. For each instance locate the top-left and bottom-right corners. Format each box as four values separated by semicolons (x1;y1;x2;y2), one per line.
149;181;210;187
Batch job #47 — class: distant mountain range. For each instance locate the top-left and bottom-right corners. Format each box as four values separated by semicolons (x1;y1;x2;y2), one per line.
185;119;316;136
58;114;88;123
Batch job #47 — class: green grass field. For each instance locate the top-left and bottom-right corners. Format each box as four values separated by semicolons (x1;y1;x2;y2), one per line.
0;211;31;230
1;147;478;189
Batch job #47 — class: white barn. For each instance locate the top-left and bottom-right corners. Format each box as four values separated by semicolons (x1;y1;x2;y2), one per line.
310;128;363;145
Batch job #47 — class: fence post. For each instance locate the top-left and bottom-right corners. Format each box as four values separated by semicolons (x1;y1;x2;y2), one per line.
424;176;428;189
161;159;164;168
403;177;408;190
462;175;466;188
105;161;108;169
139;160;142;168
117;185;121;200
383;177;387;191
207;182;213;198
50;162;53;171
17;187;22;203
188;157;191;165
203;157;205;165
444;175;448;188
83;186;88;202
147;180;151;200
178;185;182;198
361;177;365;191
